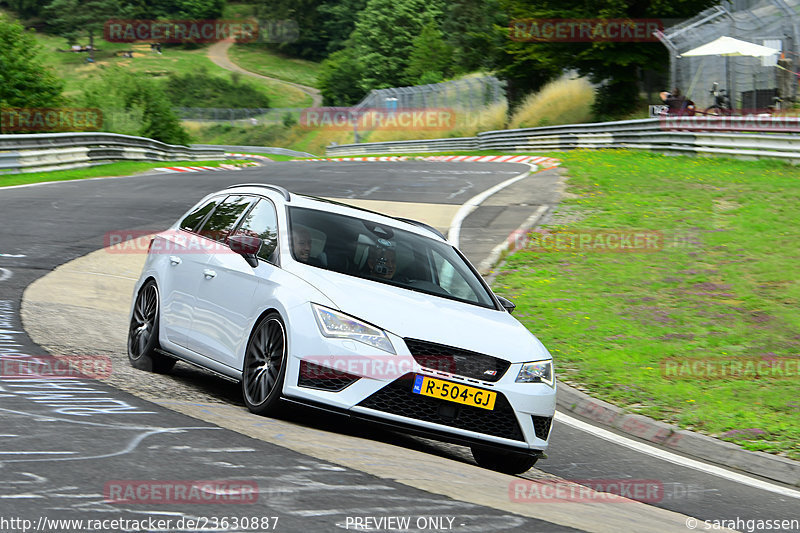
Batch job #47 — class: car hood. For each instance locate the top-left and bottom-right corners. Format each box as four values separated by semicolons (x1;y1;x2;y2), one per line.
291;265;550;364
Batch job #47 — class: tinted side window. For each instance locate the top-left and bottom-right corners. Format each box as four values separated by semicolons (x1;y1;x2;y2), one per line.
180;197;221;232
234;199;279;262
198;195;254;243
431;249;481;303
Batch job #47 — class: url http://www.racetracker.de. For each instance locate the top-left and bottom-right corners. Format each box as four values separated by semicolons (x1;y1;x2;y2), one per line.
0;515;280;532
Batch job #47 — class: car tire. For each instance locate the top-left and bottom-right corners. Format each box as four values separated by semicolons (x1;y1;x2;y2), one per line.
471;446;538;475
241;312;287;416
128;280;176;373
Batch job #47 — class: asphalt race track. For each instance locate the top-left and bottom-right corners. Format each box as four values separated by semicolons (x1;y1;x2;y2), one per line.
1;161;798;532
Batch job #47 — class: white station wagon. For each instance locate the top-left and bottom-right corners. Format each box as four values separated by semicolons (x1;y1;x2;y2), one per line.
128;183;556;474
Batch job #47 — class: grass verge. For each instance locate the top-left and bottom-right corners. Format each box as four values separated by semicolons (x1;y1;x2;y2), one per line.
0;160;246;188
33;33;310;108
228;44;320;88
493;150;800;460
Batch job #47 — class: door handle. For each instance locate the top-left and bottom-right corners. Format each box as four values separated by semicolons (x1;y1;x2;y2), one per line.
203;269;217;279
169;256;182;266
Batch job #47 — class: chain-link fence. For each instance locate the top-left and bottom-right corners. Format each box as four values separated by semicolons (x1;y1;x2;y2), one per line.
175;107;303;125
353;76;506;111
658;0;799;110
175;77;507;135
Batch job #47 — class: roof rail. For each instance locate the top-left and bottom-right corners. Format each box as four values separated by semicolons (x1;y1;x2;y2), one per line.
225;183;290;201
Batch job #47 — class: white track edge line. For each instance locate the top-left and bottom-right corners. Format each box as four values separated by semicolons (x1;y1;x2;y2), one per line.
447;164;537;247
476;205;549;274
556;410;800;499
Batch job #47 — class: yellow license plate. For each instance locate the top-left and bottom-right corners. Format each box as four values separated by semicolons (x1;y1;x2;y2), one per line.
412;375;496;410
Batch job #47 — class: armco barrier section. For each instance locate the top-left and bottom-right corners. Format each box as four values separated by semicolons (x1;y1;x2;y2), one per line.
0;132;226;173
326;137;479;156
191;144;316;158
326;117;800;162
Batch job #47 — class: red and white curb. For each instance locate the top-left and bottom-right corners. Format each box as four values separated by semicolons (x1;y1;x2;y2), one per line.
153;153;560;172
293;154;560;167
295;156;409;162
154;162;260;173
418;155;560;167
225;153;274;162
155;165;229;173
153;152;274;173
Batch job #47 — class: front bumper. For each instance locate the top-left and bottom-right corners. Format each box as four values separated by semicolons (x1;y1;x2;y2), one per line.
282;302;556;451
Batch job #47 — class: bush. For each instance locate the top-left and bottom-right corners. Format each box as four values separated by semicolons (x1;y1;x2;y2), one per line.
185;122;357;156
0;13;63;117
508;77;595;129
364;100;508;143
81;67;190;145
164;71;270;109
318;48;367;106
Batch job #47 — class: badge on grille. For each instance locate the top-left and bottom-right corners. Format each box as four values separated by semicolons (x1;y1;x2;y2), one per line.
484;370;497;376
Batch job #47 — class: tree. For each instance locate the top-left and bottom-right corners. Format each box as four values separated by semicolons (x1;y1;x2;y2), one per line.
403;22;453;85
151;0;225;19
317;0;367;55
317;47;366;106
165;70;271;108
253;0;329;60
44;0;123;60
0;13;63;125
498;0;717;117
1;0;52;19
250;0;367;60
81;67;190;145
351;0;445;91
441;0;507;74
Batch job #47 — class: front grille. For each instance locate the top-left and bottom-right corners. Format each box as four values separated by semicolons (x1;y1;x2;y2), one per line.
357;373;524;441
298;360;360;392
404;338;510;383
532;415;553;440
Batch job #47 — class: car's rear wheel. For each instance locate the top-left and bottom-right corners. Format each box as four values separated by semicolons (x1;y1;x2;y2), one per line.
471;446;538;475
242;312;287;415
128;280;176;373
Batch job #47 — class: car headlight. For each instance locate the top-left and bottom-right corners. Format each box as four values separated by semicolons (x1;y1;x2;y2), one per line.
312;304;395;354
516;360;554;387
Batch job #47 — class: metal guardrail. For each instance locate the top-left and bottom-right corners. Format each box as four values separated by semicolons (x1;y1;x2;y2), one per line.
0;132;225;174
326;137;479;156
326;117;800;162
191;144;316;158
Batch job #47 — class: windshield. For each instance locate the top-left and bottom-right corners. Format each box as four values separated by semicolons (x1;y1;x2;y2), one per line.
288;206;496;309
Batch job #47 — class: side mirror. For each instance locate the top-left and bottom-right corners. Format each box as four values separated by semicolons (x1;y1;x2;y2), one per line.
228;234;261;268
497;296;516;314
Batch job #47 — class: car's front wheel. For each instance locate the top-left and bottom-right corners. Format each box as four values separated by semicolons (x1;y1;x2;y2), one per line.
128;280;176;373
471;446;538;475
242;312;287;415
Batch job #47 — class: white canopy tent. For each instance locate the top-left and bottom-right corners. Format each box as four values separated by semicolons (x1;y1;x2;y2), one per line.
679;36;780;58
678;36;781;108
